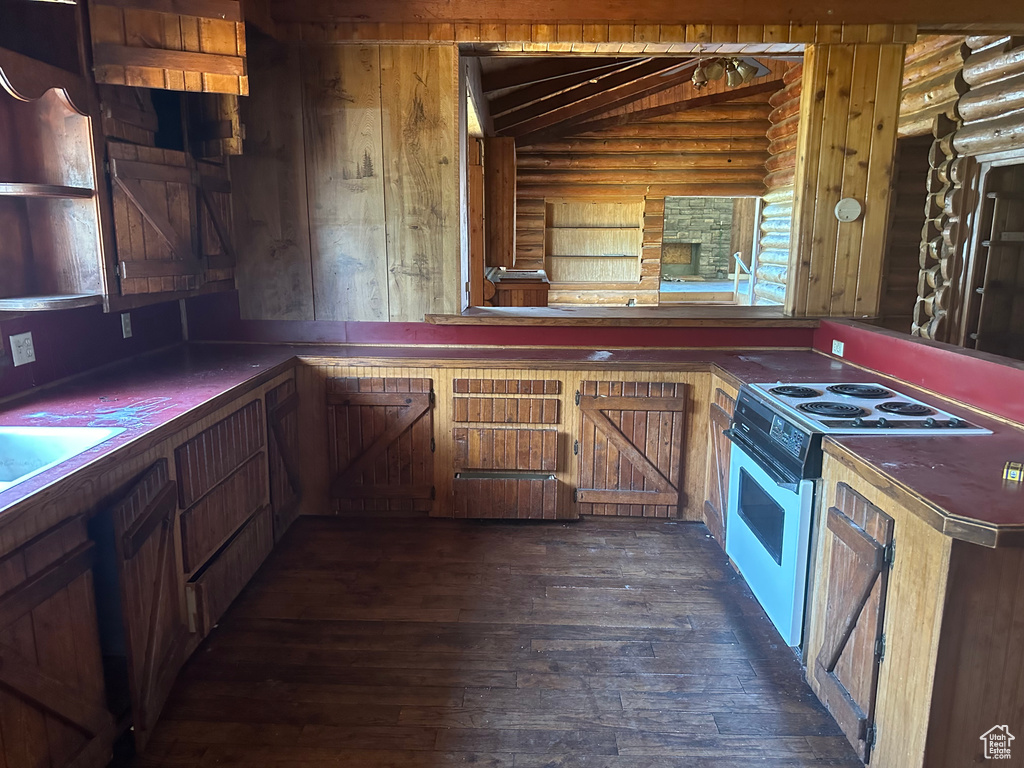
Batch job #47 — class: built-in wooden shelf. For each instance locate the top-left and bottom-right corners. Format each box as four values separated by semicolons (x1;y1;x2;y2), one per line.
0;182;94;199
0;294;103;312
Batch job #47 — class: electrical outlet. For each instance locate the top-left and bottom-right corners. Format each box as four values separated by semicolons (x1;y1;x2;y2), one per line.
10;332;36;367
121;312;133;339
832;339;845;357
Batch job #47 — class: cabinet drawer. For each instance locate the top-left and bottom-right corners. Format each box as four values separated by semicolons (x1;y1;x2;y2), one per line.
179;452;267;573
185;505;273;636
453;427;557;471
453;473;558;519
453;378;560;394
452;397;560;424
175;400;265;507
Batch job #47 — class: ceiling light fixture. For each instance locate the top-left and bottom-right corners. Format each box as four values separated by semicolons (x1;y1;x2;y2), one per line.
691;56;769;90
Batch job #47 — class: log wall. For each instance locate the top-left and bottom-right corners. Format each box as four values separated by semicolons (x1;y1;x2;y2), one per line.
755;63;801;306
898;35;966;138
514;95;773;201
954;36;1024;164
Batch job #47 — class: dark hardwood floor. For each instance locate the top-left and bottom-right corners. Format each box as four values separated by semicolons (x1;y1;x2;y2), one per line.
133;516;861;767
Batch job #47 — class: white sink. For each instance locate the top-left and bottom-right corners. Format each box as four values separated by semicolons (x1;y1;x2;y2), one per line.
0;426;125;494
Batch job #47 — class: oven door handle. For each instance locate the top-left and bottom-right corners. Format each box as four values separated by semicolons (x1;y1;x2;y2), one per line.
723;428;800;492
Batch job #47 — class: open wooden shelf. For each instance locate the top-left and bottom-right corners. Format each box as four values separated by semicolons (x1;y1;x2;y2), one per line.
0;182;93;199
0;294;104;312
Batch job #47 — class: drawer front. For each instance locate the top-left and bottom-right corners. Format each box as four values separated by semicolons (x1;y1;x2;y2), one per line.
452;397;560;424
453;474;558;520
186;505;273;636
179;453;267;573
453;427;557;471
453;378;561;394
176;400;265;508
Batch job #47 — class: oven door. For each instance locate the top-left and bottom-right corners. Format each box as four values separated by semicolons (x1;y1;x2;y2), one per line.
725;439;814;647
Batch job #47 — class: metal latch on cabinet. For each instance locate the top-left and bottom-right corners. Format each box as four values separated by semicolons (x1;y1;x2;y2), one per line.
874;634;886;663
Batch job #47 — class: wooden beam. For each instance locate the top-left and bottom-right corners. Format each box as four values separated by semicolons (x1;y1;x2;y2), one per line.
268;0;1021;26
91;0;243;21
563;80;783;138
483;57;637;94
493;58;675;132
489;58;643;116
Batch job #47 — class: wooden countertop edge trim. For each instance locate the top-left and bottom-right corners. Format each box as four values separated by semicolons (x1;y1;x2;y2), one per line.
822;441;1022;548
294;354;716;371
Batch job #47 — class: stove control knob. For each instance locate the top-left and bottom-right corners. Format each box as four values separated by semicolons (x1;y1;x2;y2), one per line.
925;417;937;428
949;417;963;428
852;417;864;427
877;417;889;428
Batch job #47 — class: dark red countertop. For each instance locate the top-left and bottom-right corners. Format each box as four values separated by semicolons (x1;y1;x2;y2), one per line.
1;341;1022;546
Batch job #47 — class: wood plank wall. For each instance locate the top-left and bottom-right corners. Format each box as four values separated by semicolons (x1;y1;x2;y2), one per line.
484;137;516;268
788;43;906;318
755;63;802;306
232;34;313;320
230;39;459;321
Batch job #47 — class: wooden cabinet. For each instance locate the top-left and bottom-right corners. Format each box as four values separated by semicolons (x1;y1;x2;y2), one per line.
809;483;893;763
266;378;302;540
87;0;248;96
106;459;187;752
326;377;436;514
302;361;708;521
575;380;688;518
809;448;1024;768
0;516;115;768
703;376;738;546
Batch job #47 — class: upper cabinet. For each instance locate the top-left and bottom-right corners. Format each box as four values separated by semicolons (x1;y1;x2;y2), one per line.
87;0;248;96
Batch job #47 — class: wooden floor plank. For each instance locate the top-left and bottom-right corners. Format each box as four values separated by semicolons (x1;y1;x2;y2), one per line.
129;517;858;768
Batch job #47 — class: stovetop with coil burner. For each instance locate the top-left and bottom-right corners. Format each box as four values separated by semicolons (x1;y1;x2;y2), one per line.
750;382;992;436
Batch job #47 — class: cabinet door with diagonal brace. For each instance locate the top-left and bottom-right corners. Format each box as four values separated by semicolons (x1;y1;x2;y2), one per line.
0;517;115;768
327;377;435;514
267;378;302;539
109;459;188;753
813;483;894;763
575;380;688;518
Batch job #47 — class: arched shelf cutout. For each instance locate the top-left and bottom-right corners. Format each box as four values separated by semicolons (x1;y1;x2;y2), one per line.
0;45;91;116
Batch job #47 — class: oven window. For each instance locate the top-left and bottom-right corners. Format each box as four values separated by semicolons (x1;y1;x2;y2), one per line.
737;468;785;565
